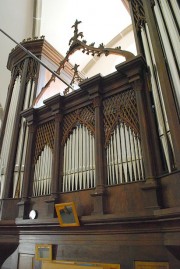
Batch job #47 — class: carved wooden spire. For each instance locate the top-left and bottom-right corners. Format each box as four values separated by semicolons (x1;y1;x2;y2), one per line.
43;20;135;92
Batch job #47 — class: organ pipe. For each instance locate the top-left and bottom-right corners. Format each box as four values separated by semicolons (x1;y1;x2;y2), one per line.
62;124;95;192
33;145;52;196
140;24;174;172
107;123;144;185
13;77;37;198
0;77;20;198
154;0;180;111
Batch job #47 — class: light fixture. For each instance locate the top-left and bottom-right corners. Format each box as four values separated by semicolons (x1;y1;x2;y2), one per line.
29;209;37;219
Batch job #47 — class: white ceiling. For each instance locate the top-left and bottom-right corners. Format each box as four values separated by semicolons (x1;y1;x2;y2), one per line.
0;0;136;109
33;0;136;106
40;0;134;74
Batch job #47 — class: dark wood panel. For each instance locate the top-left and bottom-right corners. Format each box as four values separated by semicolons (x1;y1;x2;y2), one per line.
159;171;180;208
105;183;145;214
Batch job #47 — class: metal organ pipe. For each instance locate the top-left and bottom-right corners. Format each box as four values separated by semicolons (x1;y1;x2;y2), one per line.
13;80;31;197
13;78;37;198
145;24;169;131
113;127;118;184
106;123;144;186
78;125;82;189
154;0;180;111
0;77;20;198
140;25;174;172
159;0;180;67
62;124;95;192
169;0;180;29
33;145;53;196
82;125;86;189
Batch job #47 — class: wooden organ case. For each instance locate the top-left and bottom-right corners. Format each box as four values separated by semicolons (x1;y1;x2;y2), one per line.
0;7;180;269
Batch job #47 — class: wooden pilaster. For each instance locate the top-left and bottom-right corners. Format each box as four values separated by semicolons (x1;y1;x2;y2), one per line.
81;74;106;215
17;108;37;219
44;94;64;217
127;0;142;54
116;56;160;210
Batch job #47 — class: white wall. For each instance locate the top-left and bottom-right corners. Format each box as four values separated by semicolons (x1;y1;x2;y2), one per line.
0;0;34;109
0;0;136;108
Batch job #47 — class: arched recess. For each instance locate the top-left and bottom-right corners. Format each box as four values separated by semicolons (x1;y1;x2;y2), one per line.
61;105;95;192
103;89;144;185
62;124;95;192
32;120;55;197
106;122;144;185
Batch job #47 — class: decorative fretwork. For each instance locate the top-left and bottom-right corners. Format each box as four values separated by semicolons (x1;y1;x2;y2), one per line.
21;35;45;43
26;58;39;83
62;105;95;145
131;0;146;31
63;64;84;95
103;90;139;147
44;20;135;91
14;60;24;78
11;57;38;86
34;120;55;163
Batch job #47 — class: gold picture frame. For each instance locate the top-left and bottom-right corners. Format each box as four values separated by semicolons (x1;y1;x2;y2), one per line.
55;202;80;227
35;244;52;261
42;260;120;269
134;261;169;269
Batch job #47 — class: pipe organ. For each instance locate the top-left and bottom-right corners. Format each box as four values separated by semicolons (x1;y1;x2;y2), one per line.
1;3;180;269
0;38;70;200
130;0;179;173
23;81;145;197
16;56;152;207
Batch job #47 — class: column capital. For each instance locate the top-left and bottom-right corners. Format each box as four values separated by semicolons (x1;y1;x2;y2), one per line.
93;96;102;108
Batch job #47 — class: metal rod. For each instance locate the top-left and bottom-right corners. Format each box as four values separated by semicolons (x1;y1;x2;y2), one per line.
0;28;74;90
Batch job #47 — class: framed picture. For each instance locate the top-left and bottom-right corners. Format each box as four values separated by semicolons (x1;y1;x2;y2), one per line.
35;244;52;261
55;202;80;227
134;261;169;269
